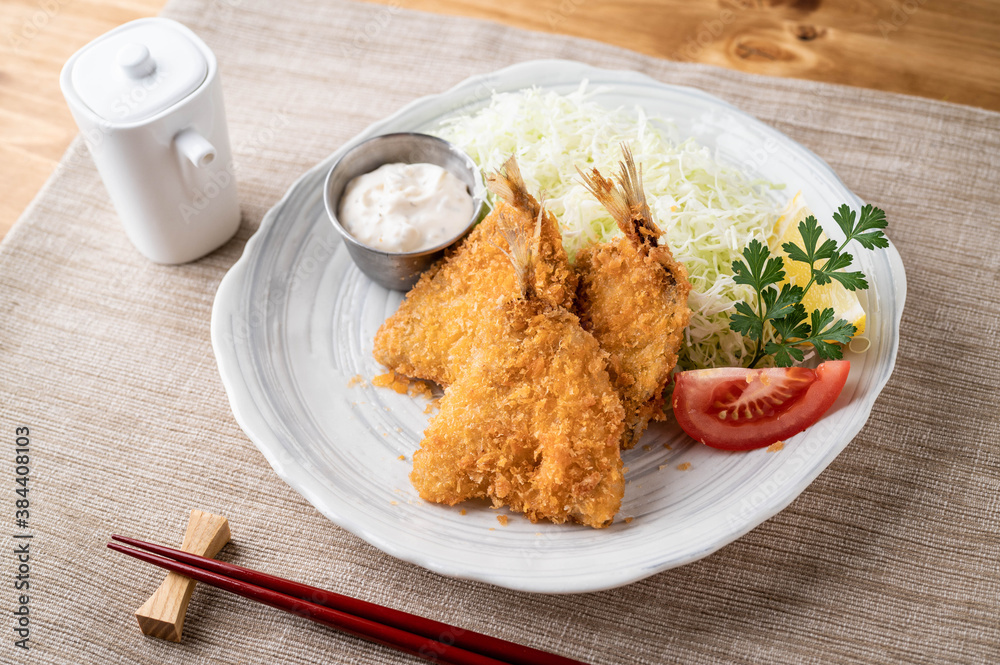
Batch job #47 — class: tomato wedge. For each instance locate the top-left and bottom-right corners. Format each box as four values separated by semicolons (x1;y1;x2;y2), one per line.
671;361;850;451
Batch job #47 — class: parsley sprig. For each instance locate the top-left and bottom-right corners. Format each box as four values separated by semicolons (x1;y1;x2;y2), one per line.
729;204;888;369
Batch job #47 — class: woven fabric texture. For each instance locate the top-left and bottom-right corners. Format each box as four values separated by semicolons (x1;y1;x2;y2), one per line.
1;0;997;663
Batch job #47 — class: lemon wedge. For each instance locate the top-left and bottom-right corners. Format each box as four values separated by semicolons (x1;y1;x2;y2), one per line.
770;193;866;338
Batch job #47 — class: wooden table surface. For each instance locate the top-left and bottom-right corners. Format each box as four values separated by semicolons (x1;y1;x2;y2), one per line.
2;0;998;241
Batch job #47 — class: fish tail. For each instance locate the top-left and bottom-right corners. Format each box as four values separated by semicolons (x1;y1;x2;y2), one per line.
579;143;662;247
496;202;544;300
487;155;540;219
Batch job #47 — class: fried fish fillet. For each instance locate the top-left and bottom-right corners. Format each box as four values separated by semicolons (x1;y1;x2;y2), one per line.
372;156;576;387
575;146;692;449
410;212;624;528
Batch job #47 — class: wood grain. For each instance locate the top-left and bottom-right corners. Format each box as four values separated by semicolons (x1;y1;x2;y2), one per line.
362;0;1000;109
134;510;231;642
0;0;165;240
1;0;998;241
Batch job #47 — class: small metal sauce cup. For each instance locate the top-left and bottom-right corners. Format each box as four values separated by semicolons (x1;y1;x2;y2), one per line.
323;132;487;291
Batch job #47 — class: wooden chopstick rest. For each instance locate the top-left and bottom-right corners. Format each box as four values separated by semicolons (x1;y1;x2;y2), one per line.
134;509;230;642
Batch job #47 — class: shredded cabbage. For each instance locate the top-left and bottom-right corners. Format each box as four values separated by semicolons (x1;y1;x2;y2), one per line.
433;83;784;370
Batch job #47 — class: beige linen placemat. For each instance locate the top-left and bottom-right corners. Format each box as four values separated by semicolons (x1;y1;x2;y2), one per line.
1;0;998;663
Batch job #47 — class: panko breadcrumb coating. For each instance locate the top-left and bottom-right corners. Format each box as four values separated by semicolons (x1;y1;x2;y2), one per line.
410;207;624;528
575;146;692;449
372;156;576;387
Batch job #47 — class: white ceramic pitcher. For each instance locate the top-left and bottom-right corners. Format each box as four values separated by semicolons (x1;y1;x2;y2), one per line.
60;18;240;264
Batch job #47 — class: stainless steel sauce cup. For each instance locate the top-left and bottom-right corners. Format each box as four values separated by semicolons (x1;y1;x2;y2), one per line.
323;133;487;290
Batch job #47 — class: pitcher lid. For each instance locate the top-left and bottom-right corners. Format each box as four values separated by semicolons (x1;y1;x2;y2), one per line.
66;18;209;124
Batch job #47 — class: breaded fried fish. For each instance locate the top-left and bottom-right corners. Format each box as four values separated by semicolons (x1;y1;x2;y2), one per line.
372;156;576;387
410;211;624;528
575;145;692;449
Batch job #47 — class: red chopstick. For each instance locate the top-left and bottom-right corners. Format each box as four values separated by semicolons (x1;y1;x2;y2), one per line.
109;535;588;665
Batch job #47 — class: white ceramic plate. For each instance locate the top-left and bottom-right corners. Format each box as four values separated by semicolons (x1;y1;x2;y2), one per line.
211;59;906;594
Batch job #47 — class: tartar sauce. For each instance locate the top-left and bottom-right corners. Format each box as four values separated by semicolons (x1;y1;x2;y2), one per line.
338;162;474;253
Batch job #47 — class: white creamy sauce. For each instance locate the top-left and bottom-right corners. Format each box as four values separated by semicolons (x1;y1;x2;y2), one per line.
338;162;474;253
